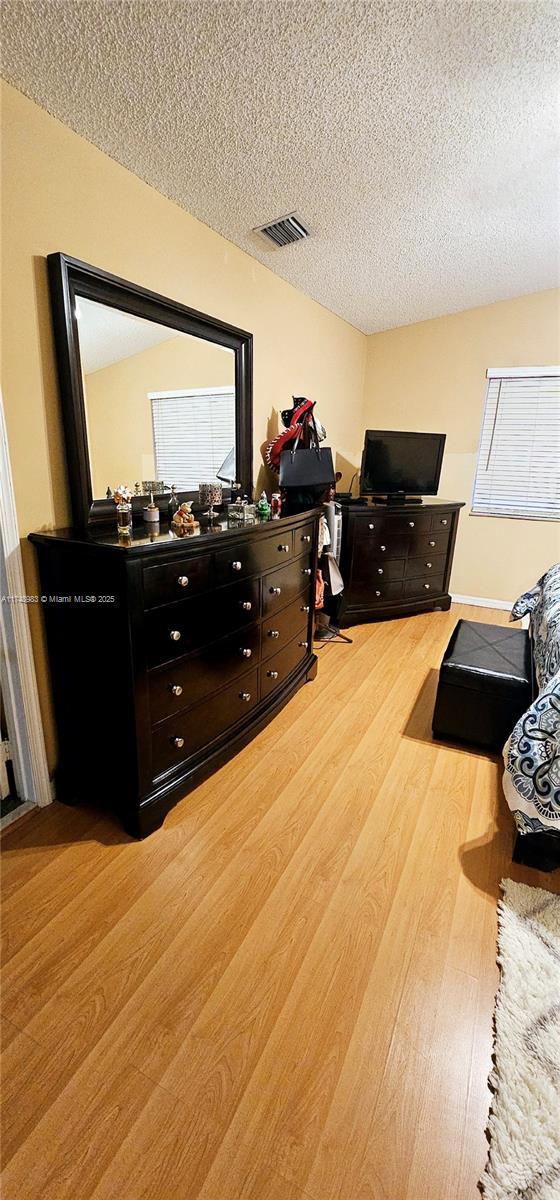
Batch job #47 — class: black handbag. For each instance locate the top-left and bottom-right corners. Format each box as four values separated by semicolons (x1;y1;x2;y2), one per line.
279;417;335;489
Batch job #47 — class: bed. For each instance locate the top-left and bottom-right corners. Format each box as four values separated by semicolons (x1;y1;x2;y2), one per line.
503;563;560;855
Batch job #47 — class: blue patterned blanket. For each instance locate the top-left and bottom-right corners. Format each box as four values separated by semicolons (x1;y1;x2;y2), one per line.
503;563;560;836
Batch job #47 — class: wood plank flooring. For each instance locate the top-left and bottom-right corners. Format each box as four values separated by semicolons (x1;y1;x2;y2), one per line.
2;604;558;1200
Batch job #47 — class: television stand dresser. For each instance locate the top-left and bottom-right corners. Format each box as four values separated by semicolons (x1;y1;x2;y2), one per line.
339;498;464;625
29;510;320;837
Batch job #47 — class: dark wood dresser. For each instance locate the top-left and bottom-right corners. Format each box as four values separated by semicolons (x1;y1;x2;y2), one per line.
29;509;319;837
339;499;464;625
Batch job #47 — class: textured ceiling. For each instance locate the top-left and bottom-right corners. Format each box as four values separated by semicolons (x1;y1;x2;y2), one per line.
2;0;559;333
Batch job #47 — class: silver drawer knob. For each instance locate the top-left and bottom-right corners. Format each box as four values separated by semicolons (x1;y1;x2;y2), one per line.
239;692;251;702
299;641;308;648
170;629;181;641
232;560;242;570
380;544;386;551
301;534;311;543
170;684;183;696
268;629;280;638
375;590;381;597
177;575;189;588
368;523;375;530
302;567;312;576
267;670;279;679
241;600;252;611
377;568;383;575
270;586;282;595
426;562;432;568
429;540;435;547
173;736;185;749
441;519;448;526
424;583;431;590
409;521;415;528
241;647;252;658
278;543;290;553
301;605;310;613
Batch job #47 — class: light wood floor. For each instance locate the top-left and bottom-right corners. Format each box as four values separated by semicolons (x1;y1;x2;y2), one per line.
2;604;559;1200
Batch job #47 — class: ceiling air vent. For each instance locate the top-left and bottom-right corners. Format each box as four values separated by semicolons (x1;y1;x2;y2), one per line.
254;213;309;248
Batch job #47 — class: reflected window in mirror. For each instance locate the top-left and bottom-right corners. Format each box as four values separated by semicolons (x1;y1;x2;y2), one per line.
76;296;236;498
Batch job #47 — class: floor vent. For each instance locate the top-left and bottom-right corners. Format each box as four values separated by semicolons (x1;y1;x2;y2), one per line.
254;213;309;248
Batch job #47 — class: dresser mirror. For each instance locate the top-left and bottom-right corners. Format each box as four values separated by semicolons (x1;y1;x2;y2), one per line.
47;253;253;527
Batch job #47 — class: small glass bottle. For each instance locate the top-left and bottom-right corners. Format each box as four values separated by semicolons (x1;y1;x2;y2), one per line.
116;501;132;534
256;490;270;520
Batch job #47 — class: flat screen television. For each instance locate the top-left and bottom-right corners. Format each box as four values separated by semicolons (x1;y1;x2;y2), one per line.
360;430;446;499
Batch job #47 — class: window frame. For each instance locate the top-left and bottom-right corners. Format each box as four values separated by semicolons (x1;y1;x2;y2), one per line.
470;365;560;522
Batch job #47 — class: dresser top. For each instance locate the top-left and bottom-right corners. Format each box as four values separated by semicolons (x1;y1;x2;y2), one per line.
28;507;322;557
341;497;465;513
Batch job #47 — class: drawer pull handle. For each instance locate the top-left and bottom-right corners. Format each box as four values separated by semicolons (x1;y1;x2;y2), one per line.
301;605;310;613
409;521;415;528
301;534;311;543
173;736;185;749
426;562;432;569
302;567;312;576
177;575;189;588
424;583;431;590
239;692;251;702
441;519;448;526
375;590;381;597
232;561;242;571
368;523;375;530
170;629;182;642
170;684;183;697
377;568;384;575
299;641;308;649
241;647;252;658
267;670;279;679
429;540;435;547
268;629;280;638
278;543;290;553
270;586;282;595
241;601;252;611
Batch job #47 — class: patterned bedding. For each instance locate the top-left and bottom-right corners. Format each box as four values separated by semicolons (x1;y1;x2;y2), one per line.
503;563;560;836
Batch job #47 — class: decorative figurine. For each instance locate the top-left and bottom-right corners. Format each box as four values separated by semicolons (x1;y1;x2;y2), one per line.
256;490;271;519
171;501;199;536
133;482;142;496
106;486;113;499
167;484;179;521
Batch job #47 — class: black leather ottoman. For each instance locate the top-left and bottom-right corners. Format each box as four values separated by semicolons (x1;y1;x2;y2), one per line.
432;619;533;750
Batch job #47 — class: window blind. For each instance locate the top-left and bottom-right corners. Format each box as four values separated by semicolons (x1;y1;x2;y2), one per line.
150;387;236;490
471;369;560;520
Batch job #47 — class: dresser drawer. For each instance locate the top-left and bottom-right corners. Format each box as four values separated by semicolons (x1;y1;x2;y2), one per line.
370;534;409;558
145;576;261;668
358;580;403;605
262;596;309;661
351;555;406;584
410;530;449;556
262;555;312;617
214;530;294;584
294;521;315;553
403;574;445;598
148;622;261;724
260;634;309;699
151;667;259;779
406;553;447;580
430;511;453;531
385;511;431;535
353;515;384;540
143;553;212;610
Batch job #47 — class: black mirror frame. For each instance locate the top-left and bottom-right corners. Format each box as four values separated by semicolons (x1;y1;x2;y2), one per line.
47;252;253;529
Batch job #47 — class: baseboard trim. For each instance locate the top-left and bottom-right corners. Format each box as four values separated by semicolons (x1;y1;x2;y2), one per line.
451;594;513;611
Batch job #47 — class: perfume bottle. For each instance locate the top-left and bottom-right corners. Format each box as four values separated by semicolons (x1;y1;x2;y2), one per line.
256;490;270;519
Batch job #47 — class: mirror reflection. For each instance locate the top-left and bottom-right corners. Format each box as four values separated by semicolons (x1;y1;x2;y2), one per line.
76;297;236;498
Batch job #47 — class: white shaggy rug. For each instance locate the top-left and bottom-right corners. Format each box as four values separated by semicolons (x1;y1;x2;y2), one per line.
481;879;560;1200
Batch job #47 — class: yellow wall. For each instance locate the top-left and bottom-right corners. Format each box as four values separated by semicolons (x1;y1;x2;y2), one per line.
1;82;366;767
84;332;234;495
364;291;560;603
